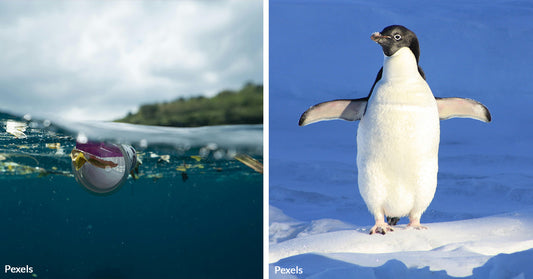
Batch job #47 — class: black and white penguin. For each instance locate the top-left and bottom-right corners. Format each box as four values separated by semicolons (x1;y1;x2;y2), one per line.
299;25;491;235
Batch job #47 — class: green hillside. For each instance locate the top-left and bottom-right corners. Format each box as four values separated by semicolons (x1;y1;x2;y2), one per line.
116;83;263;127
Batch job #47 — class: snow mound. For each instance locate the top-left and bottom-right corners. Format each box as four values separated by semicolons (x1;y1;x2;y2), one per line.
270;207;533;277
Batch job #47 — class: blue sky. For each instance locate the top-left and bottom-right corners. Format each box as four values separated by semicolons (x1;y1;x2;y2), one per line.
0;0;263;121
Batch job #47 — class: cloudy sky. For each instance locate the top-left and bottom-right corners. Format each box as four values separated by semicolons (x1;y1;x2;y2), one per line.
0;0;263;121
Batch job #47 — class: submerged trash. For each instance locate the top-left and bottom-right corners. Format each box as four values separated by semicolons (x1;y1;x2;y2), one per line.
0;161;45;176
45;143;61;149
176;165;188;172
149;152;171;163
158;155;170;163
190;155;202;162
46;142;64;155
234;154;263;174
71;149;119;171
71;141;141;195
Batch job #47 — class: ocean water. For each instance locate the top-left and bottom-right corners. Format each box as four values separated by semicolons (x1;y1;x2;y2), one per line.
0;112;263;279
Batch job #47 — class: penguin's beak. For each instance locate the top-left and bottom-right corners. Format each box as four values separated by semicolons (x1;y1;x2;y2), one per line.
371;32;390;44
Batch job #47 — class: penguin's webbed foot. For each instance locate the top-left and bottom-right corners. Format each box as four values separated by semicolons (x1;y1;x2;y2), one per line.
407;218;428;230
406;223;428;230
369;222;394;235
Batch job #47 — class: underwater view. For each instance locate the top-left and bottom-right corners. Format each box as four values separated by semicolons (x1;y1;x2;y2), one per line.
0;112;263;279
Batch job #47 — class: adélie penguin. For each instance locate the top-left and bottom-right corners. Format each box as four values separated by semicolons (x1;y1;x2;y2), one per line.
299;25;491;235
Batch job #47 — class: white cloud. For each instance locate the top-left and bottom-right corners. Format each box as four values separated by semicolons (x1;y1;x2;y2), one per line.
0;0;263;121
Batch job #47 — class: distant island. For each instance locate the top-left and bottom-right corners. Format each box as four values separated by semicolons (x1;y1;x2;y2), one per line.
116;83;262;127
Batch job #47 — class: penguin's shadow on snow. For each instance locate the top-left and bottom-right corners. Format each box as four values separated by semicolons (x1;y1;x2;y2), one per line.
270;249;533;278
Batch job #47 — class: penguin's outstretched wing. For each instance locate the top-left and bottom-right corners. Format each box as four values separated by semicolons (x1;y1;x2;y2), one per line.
299;98;368;126
436;97;491;123
299;97;491;126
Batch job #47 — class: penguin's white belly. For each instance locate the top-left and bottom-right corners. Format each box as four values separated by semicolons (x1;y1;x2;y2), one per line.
356;80;440;218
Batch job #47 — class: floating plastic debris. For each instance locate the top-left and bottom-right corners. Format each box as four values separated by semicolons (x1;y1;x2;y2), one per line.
71;141;140;195
0;153;40;166
234;154;263;173
46;143;65;155
159;155;170;163
190;155;202;162
46;143;61;149
149;152;171;163
147;173;163;181
176;165;188;172
5;120;28;139
0;161;46;176
71;149;119;171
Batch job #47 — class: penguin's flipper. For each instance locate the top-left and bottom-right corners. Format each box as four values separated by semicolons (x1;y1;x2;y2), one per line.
436;97;492;123
299;98;368;126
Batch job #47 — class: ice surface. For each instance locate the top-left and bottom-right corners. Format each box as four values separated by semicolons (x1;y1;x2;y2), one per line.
269;0;533;277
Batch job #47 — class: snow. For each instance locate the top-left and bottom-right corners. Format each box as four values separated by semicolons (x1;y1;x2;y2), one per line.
269;0;533;278
270;207;533;277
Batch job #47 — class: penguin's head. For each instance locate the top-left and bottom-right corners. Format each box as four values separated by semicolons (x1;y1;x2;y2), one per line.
371;25;421;62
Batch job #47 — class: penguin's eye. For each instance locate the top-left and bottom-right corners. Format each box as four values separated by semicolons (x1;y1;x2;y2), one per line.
393;34;402;41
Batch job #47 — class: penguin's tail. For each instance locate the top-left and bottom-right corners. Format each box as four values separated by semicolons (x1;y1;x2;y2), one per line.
386;216;400;226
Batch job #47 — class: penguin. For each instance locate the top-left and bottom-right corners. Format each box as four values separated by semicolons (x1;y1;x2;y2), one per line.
299;25;491;235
